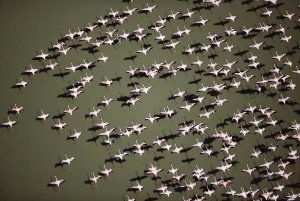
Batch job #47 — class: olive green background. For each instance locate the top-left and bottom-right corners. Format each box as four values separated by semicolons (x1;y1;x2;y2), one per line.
0;0;299;201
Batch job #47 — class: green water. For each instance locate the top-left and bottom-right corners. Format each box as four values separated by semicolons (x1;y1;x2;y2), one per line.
0;0;299;201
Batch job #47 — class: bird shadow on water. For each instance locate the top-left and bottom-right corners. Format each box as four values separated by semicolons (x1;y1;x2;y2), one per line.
52;71;70;78
86;135;100;143
124;54;137;62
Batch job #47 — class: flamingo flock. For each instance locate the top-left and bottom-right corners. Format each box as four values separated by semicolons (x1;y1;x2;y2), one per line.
1;0;300;200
